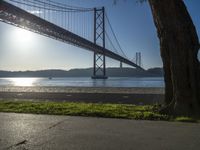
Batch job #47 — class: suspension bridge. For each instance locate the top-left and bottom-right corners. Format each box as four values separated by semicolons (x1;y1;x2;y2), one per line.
0;0;144;79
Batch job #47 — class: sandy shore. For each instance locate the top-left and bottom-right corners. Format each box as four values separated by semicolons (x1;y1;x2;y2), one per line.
0;86;164;105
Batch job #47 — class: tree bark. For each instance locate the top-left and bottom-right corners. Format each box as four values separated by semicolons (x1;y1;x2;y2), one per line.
148;0;200;116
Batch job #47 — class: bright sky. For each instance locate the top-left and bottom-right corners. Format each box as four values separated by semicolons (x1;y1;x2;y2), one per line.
0;0;199;71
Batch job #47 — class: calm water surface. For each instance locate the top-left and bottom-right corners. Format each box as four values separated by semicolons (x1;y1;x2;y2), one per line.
0;77;164;87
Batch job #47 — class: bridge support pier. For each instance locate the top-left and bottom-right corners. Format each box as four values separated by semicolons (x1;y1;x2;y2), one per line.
92;7;107;79
120;62;123;69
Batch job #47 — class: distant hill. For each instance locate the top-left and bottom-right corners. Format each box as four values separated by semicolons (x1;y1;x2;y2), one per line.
146;67;164;77
0;67;163;77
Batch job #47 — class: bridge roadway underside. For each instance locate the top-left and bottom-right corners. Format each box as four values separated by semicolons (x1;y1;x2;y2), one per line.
0;1;143;69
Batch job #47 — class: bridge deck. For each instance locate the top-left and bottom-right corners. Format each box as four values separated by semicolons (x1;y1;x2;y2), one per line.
0;1;143;70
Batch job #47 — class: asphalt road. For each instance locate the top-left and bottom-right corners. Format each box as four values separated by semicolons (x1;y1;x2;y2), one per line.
0;113;200;150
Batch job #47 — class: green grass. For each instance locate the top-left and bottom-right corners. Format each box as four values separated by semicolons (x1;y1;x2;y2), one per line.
174;116;198;123
0;100;169;121
0;100;199;122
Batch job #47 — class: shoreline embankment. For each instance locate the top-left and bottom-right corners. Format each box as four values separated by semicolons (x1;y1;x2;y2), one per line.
0;86;164;105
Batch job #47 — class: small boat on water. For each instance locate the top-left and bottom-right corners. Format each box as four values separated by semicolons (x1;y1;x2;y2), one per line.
48;77;52;80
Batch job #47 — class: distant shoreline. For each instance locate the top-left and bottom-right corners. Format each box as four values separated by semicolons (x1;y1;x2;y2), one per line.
0;67;163;77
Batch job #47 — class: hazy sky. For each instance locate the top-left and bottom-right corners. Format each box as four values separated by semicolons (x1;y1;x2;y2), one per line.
0;0;199;71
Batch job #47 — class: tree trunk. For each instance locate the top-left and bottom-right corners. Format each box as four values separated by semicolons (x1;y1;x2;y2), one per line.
148;0;200;116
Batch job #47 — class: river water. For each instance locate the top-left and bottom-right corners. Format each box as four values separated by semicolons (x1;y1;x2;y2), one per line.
0;77;164;87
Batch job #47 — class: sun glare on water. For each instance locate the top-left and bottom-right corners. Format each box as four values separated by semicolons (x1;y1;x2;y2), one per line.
10;78;37;86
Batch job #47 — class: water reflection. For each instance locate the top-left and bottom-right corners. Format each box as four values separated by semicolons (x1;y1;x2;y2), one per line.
0;77;164;87
9;78;37;86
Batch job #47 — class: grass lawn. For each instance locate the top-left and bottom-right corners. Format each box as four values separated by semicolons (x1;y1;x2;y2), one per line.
0;100;198;122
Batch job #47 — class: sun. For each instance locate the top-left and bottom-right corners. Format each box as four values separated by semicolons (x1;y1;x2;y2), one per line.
13;27;33;44
12;27;35;51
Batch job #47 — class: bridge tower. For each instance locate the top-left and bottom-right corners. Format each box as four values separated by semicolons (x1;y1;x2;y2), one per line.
92;7;107;79
135;52;142;67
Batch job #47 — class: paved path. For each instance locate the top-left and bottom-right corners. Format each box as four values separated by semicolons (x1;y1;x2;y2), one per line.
0;113;199;150
0;92;164;105
0;87;164;104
